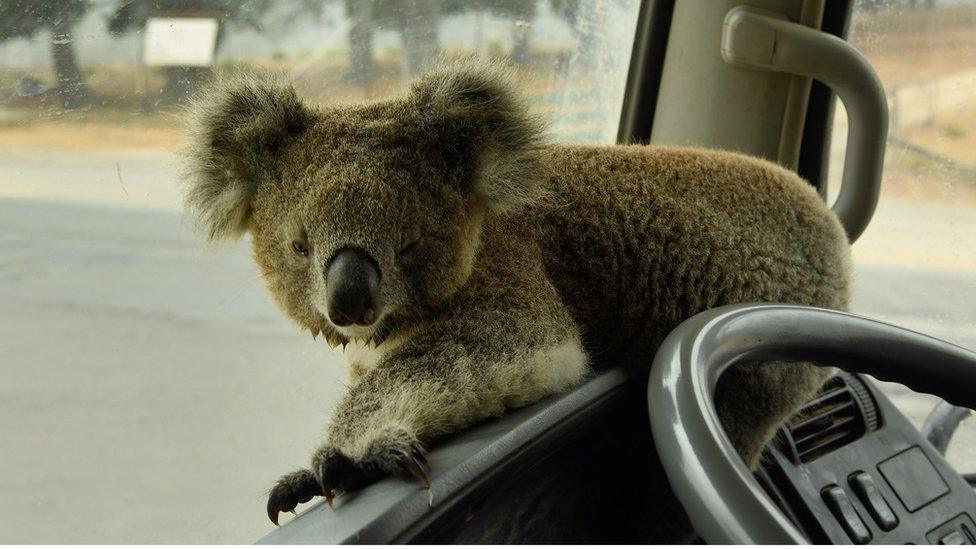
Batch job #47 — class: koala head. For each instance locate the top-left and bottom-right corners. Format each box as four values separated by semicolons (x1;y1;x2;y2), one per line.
183;62;544;345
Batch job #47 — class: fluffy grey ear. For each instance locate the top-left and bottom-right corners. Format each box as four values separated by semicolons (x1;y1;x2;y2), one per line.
411;61;546;213
183;74;313;242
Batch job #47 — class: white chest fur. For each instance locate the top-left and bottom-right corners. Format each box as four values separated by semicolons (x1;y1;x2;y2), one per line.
338;339;386;369
331;335;407;382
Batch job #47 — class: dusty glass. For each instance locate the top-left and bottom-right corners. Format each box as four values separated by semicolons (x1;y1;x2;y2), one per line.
0;0;641;543
829;0;976;472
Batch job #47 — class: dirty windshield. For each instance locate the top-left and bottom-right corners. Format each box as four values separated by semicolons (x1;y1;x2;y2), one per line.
829;0;976;476
0;0;641;543
3;0;976;544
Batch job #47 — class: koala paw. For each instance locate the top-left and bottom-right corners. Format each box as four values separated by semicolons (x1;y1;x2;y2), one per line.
316;428;430;500
266;469;323;526
265;429;431;525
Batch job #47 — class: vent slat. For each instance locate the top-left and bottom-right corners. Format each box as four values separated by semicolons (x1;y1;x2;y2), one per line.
801;387;849;408
781;377;869;463
791;401;856;435
794;389;853;421
797;430;856;460
794;415;856;449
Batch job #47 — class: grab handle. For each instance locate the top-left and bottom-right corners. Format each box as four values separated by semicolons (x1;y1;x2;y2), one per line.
721;6;888;243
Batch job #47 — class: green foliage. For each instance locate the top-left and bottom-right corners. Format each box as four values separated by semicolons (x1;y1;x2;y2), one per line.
944;123;966;139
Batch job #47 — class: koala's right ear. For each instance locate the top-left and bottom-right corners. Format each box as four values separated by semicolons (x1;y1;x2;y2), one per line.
183;75;313;242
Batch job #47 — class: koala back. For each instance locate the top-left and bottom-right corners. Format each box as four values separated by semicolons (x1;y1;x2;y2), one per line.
514;144;852;362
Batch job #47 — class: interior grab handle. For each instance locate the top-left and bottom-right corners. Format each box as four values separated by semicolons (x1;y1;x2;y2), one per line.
721;6;888;243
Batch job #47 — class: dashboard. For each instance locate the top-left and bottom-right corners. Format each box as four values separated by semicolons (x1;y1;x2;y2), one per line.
758;372;976;544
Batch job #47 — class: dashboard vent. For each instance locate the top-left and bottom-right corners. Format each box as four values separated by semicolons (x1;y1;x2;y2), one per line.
778;373;879;463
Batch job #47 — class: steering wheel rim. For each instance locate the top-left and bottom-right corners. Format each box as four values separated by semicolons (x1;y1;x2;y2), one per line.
647;303;976;544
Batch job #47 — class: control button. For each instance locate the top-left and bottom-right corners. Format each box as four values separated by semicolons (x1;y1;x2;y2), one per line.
823;485;873;544
850;472;899;531
939;530;967;545
926;514;976;544
878;446;949;512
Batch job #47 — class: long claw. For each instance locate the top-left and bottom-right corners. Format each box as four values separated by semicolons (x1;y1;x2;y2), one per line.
412;448;430;470
405;454;431;489
268;503;281;526
315;461;335;509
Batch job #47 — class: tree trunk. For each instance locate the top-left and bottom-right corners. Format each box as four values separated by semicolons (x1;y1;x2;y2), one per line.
511;25;531;65
50;17;91;109
345;0;377;85
399;0;441;77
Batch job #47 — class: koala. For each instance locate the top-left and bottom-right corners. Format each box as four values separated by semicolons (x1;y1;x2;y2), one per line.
182;61;851;532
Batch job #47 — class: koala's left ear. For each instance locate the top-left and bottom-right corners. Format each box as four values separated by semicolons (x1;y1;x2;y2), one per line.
183;74;313;242
412;62;546;213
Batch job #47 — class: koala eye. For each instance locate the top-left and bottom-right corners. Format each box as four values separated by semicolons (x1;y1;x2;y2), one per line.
291;238;310;258
397;237;422;260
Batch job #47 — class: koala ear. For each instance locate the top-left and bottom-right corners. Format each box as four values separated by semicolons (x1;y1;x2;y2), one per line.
183;74;313;242
411;61;546;213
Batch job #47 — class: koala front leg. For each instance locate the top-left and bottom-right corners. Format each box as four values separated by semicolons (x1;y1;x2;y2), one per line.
715;360;834;469
267;289;588;523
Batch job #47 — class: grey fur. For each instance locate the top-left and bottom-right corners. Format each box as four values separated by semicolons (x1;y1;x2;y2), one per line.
182;61;851;538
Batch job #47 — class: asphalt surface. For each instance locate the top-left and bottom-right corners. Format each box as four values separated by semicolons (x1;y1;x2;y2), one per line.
0;149;973;542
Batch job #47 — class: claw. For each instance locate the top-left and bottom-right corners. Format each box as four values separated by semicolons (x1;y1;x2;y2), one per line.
267;502;281;526
290;510;298;516
404;453;431;489
315;461;336;509
412;448;430;470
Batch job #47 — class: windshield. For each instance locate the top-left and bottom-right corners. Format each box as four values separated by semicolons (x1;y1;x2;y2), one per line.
831;0;976;473
4;0;976;544
0;0;641;543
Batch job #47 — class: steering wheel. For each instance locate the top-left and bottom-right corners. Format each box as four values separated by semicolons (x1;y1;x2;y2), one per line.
648;303;976;544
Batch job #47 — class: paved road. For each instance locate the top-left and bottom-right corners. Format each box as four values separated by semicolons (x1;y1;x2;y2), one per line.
0;150;974;542
0;197;348;543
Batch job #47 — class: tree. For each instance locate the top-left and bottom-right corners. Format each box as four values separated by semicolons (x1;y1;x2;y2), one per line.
344;0;377;85
341;0;539;87
341;0;442;83
443;0;538;64
107;0;323;104
0;0;93;108
341;0;606;84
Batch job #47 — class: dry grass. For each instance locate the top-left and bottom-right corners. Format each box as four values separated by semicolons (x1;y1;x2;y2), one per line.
852;5;976;85
876;144;976;206
0;113;181;152
902;107;976;168
0;50;594;153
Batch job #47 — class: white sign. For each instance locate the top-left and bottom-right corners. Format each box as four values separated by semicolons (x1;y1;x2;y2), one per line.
143;17;219;67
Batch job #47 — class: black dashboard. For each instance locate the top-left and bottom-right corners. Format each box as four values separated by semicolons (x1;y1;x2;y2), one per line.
758;372;976;544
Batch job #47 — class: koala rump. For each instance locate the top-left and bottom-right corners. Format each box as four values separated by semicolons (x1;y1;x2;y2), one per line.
183;61;851;538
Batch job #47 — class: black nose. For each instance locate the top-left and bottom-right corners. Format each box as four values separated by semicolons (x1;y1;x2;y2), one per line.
325;248;381;327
